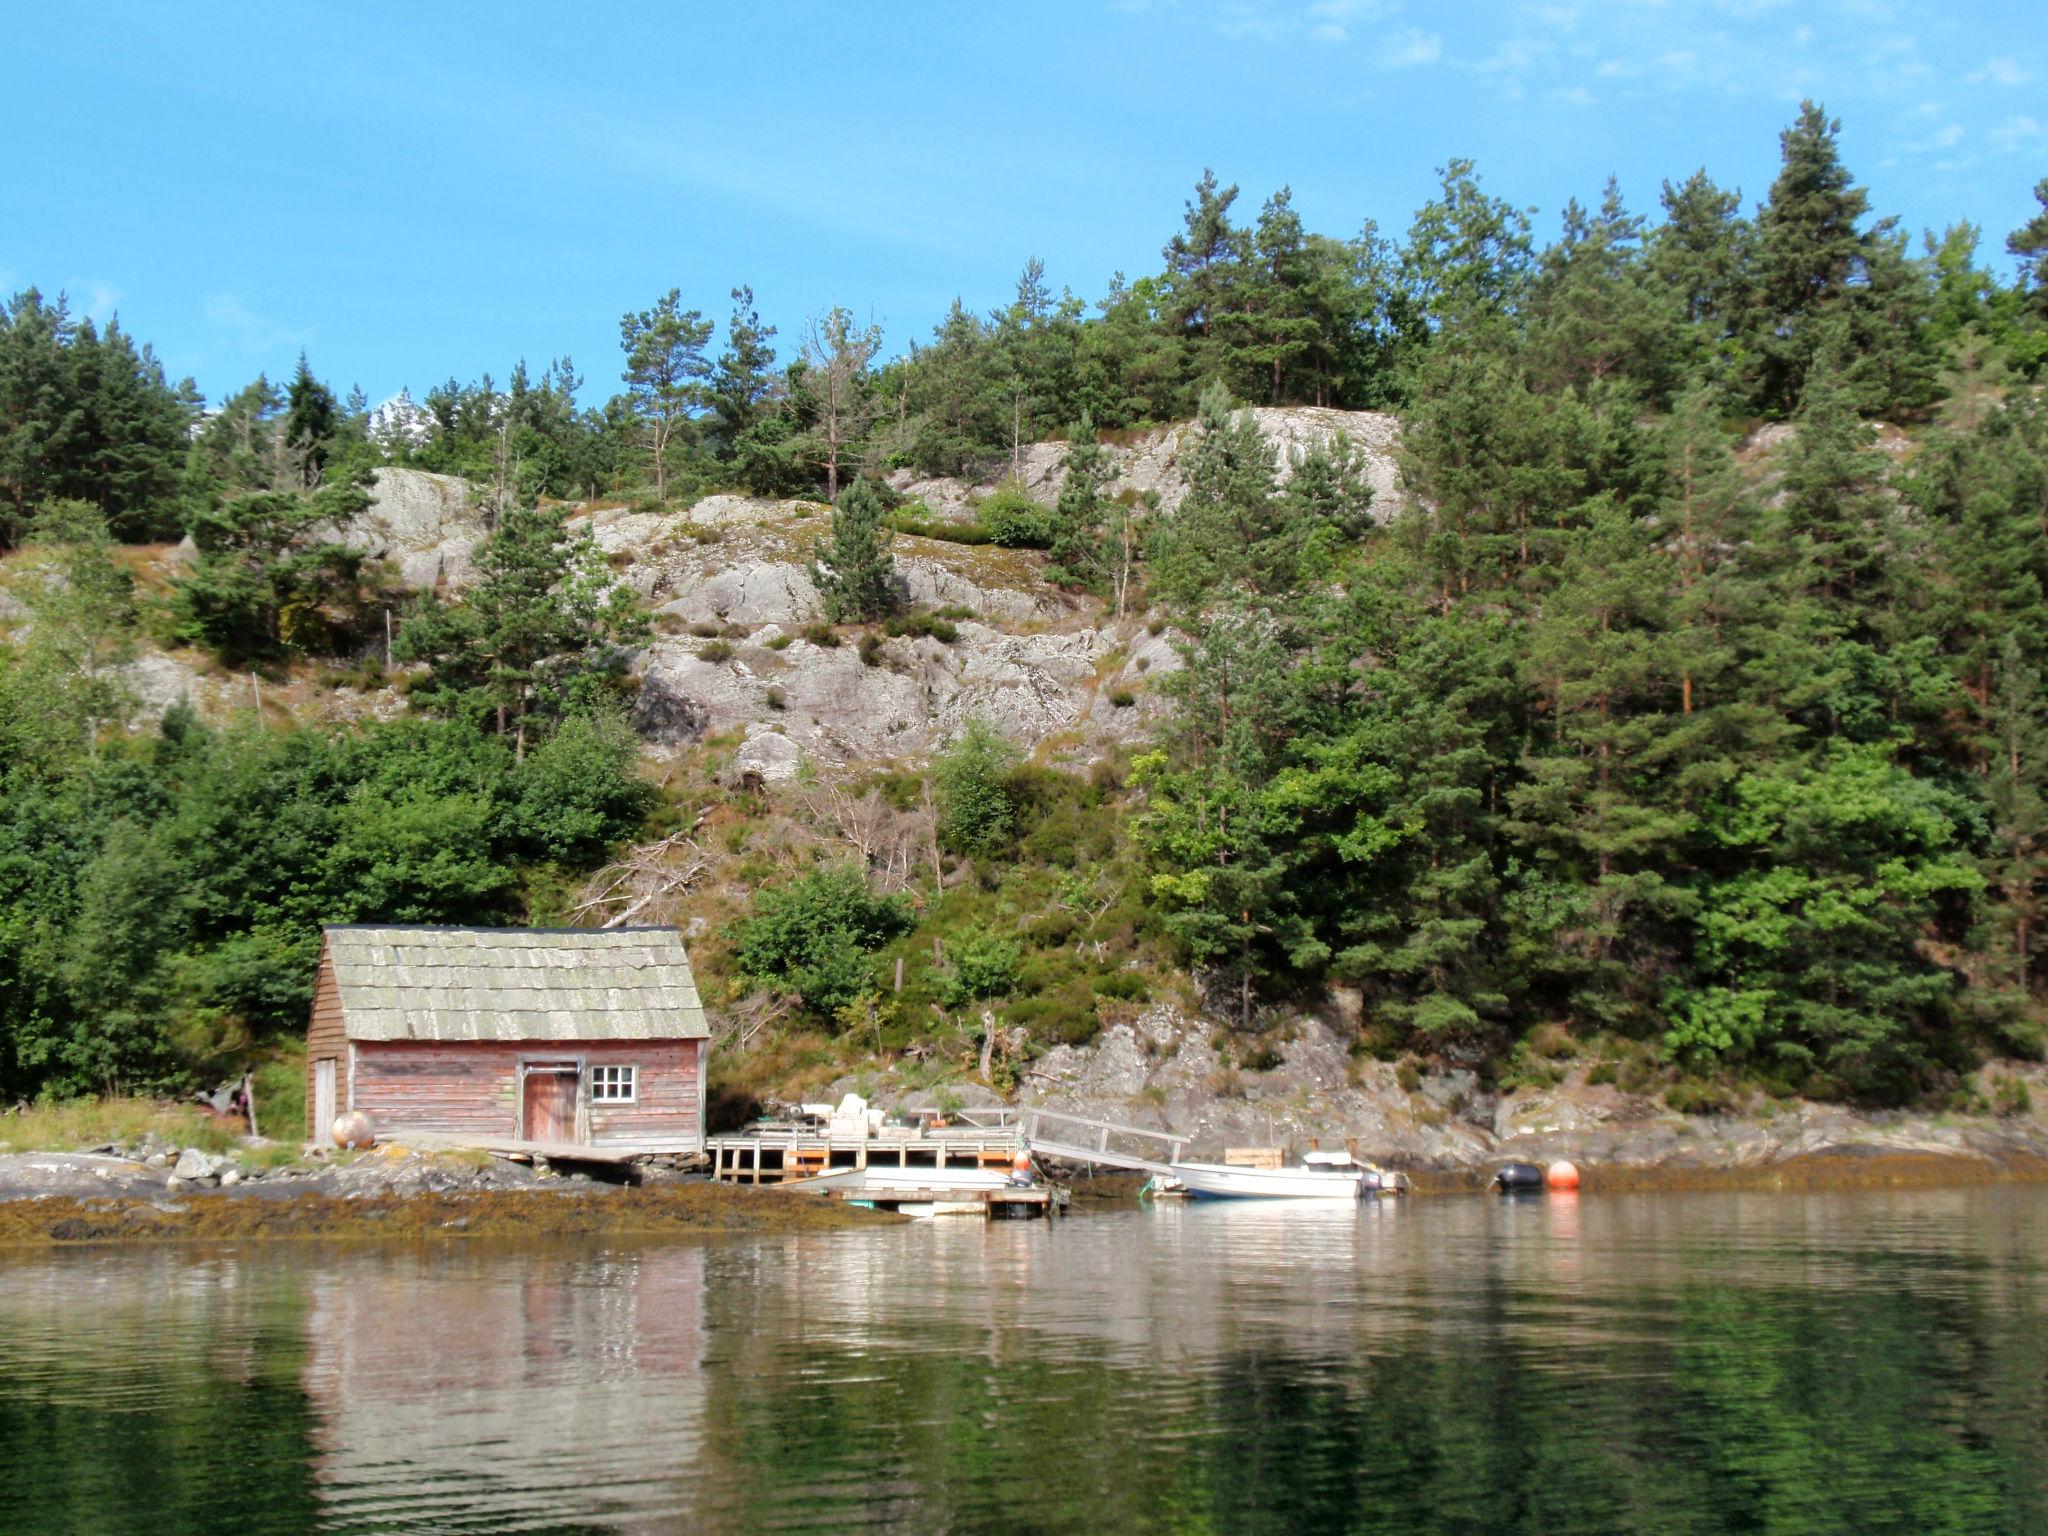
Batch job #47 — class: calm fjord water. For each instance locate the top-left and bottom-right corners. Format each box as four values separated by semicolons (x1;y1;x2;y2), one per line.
4;1187;2048;1535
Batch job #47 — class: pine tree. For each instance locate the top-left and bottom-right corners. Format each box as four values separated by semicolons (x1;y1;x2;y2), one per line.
2009;179;2048;311
1748;101;1872;414
710;285;778;455
810;478;897;623
1652;169;1751;332
283;353;340;489
1162;169;1247;360
1045;414;1108;590
396;497;644;748
619;288;712;503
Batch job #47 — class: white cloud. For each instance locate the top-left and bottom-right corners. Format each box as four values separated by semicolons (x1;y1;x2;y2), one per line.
1990;114;2043;151
1383;25;1441;66
1552;85;1596;107
1968;56;2033;87
62;280;121;326
1304;0;1395;42
204;292;310;354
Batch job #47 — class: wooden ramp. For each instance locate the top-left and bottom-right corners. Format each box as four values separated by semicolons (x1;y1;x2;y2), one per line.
1018;1108;1190;1176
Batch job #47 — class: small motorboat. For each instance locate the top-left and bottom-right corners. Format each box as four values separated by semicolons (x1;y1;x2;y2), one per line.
1170;1151;1404;1201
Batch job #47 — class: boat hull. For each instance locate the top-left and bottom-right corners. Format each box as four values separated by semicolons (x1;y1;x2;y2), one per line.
1170;1161;1368;1200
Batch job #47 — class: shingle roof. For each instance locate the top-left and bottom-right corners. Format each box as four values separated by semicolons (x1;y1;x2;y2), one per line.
322;925;708;1043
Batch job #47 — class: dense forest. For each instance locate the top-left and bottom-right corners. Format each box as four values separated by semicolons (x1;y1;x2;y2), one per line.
5;102;2048;1110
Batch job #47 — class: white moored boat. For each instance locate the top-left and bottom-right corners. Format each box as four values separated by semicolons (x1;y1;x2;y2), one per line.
1168;1153;1380;1201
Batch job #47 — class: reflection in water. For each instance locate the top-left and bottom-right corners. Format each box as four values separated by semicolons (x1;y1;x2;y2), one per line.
3;1188;2048;1533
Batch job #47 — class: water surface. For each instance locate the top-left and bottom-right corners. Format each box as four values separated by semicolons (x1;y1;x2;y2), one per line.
5;1186;2048;1534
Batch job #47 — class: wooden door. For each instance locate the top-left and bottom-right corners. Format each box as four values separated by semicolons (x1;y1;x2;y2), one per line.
313;1058;337;1145
522;1067;578;1143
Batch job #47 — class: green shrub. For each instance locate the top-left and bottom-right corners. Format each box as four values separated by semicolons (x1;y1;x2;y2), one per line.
690;622;723;638
937;936;1022;1007
1108;689;1136;708
698;639;734;663
731;864;913;1018
935;719;1021;856
1092;970;1148;1002
889;509;993;544
1664;1077;1738;1115
1994;1075;2033;1118
857;632;885;667
765;633;794;651
1395;1057;1422;1094
765;687;786;711
977;482;1058;548
884;611;960;644
801;623;841;648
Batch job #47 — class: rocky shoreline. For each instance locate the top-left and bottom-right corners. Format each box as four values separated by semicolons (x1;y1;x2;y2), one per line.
0;1146;896;1245
1015;1005;2048;1193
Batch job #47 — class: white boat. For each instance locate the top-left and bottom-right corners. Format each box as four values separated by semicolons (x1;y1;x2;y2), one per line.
1168;1158;1373;1201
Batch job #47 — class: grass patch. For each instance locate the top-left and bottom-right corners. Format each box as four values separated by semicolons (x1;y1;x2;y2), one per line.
883;611;959;644
889;511;993;544
0;1099;242;1155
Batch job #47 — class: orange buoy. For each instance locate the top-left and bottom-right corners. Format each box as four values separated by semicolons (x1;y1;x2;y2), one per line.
1546;1159;1580;1191
1012;1151;1033;1173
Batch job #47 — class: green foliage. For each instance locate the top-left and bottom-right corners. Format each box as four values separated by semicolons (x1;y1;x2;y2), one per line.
173;482;380;661
811;478;898;624
1;502;137;768
977;482;1059;548
731;863;913;1019
0;288;194;543
396;497;646;738
934;719;1021;857
936;935;1022;1008
0;710;649;1101
882;611;959;644
619;287;713;503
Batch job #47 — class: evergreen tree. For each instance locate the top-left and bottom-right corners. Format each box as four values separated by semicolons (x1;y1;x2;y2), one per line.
1397;159;1536;353
710;285;778;455
396;497;645;747
798;308;883;501
1748;101;1872;414
810;477;897;623
282;353;340;489
1652;168;1751;333
173;482;377;662
1045;415;1109;590
193;375;285;493
0;289;192;542
619;288;712;502
1162;169;1247;366
2009;179;2048;310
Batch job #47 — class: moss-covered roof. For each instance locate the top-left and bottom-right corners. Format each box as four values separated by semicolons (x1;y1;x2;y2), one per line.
322;925;708;1042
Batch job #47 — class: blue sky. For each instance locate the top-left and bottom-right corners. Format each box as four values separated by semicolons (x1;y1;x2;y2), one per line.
5;1;2041;408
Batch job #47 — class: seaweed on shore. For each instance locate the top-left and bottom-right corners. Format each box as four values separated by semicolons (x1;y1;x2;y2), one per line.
0;1181;902;1247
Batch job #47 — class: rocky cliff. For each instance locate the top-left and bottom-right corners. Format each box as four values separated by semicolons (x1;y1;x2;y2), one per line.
334;406;1402;771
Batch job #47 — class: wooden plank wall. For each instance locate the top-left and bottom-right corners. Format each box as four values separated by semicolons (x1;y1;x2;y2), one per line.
352;1042;522;1137
587;1039;701;1146
305;947;349;1142
348;1038;703;1147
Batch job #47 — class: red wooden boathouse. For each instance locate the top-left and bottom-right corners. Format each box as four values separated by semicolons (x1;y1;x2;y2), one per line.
306;924;709;1152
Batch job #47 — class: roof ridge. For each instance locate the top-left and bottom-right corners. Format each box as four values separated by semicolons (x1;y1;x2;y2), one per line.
322;923;681;936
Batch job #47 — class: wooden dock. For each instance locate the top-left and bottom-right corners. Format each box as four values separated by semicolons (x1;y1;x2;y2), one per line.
705;1127;1022;1186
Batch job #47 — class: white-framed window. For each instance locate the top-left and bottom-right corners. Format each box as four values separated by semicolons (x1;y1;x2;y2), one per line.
589;1064;638;1103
